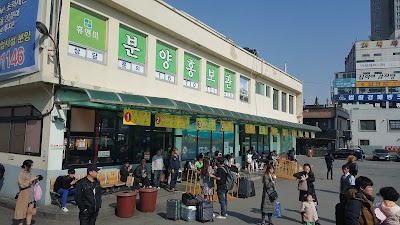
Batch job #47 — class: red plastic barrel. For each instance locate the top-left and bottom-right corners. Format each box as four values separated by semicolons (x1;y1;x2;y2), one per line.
139;188;158;212
115;190;137;218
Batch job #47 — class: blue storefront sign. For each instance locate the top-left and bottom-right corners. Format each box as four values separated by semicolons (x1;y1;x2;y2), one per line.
334;94;400;102
333;78;356;88
0;0;43;80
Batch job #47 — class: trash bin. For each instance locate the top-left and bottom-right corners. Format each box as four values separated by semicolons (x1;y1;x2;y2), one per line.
115;190;137;218
139;188;158;212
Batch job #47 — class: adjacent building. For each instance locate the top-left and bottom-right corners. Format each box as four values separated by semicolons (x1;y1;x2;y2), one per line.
370;0;400;40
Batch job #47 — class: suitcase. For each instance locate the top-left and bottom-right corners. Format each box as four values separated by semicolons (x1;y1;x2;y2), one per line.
249;180;256;197
181;203;197;222
182;192;197;206
335;202;346;225
196;200;214;222
272;201;281;218
238;177;252;198
166;199;180;220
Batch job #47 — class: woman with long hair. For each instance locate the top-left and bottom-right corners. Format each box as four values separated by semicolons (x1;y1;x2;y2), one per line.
261;164;277;225
294;163;319;225
200;158;215;201
14;159;40;225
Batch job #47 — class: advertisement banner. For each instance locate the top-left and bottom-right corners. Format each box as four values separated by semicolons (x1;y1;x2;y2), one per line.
118;25;146;74
155;113;189;129
334;94;400;102
271;127;278;135
206;61;219;94
0;0;42;80
311;132;315;139
220;121;234;132
298;130;304;137
245;124;256;134
123;109;151;126
356;61;400;70
183;52;200;89
282;129;289;136
333;78;356;88
68;4;107;63
356;81;400;87
156;41;176;73
292;130;297;137
196;118;216;131
305;132;310;138
224;69;235;98
259;126;269;135
388;120;400;131
357;73;400;81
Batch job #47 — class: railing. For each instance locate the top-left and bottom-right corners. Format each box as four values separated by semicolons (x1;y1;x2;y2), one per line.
275;158;302;180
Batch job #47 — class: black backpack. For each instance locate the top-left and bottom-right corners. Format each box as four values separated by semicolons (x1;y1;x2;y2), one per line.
0;163;5;180
182;192;197;206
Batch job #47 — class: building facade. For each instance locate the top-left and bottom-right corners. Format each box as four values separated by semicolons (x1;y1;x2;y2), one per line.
370;0;400;40
0;0;319;205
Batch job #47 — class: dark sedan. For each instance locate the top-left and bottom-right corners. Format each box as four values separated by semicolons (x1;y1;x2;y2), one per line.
333;148;363;160
372;149;392;161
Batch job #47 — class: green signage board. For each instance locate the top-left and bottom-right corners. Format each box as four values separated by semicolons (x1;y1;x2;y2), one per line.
118;25;146;64
206;62;219;93
184;52;200;82
155;41;176;75
68;4;107;52
224;69;235;93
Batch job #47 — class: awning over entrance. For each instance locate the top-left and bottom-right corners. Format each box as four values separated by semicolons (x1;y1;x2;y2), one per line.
56;88;321;132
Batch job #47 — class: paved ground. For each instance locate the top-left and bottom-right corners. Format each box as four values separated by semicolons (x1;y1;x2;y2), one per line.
1;156;399;225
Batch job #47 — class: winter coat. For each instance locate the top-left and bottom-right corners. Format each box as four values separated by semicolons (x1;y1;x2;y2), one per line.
74;177;102;213
261;174;276;213
14;170;36;220
380;203;400;225
345;162;358;177
293;172;318;203
345;188;377;225
301;201;319;222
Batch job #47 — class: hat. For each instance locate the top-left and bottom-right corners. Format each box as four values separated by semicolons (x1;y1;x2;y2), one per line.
87;164;100;172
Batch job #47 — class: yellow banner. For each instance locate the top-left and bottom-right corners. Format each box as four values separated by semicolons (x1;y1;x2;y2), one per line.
271;127;278;135
356;81;400;87
155;113;190;129
311;132;315;139
298;130;304;137
245;124;256;134
282;129;289;136
259;126;269;135
123;109;151;126
220;121;234;132
196;118;216;131
292;130;297;137
305;132;310;138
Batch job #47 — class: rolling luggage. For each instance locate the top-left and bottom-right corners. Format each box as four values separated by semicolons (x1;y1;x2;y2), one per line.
166;199;180;220
250;180;256;197
195;194;214;222
182;192;197;206
238;177;255;198
181;203;196;222
335;202;346;225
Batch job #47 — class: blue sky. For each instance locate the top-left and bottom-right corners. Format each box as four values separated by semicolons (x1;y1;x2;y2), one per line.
164;0;370;104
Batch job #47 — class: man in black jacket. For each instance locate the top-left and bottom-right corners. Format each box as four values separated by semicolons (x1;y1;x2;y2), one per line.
324;152;334;180
54;169;77;212
75;164;102;225
134;159;150;190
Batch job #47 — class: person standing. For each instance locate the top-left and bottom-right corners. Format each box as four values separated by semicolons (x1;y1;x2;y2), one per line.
339;164;355;203
14;159;40;225
345;155;358;177
300;194;319;225
215;157;228;219
169;147;181;192
261;164;277;225
344;176;376;225
246;150;253;173
324;152;334;180
54;169;78;212
152;149;164;189
294;163;318;224
377;187;400;225
200;158;215;201
75;164;102;225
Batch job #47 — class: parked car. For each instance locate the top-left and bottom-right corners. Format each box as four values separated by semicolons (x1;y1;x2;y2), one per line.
395;151;400;162
372;149;391;161
333;148;363;160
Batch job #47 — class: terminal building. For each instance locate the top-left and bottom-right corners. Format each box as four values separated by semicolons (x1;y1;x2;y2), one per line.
0;0;319;205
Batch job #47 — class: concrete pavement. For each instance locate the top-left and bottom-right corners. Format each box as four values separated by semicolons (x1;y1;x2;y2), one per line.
1;155;399;225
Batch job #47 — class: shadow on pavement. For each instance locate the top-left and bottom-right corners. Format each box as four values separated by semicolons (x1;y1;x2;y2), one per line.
228;211;260;224
157;212;166;219
315;189;340;195
285;208;336;224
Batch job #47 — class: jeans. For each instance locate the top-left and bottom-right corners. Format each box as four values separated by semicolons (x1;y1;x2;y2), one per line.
170;171;178;189
57;188;76;208
153;170;163;188
79;210;98;225
327;166;333;179
217;189;228;216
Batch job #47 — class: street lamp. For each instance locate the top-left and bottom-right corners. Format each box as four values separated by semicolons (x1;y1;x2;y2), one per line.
36;21;61;84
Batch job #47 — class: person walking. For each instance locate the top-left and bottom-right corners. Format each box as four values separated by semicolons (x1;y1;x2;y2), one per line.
261;164;277;225
324;152;334;180
14;159;40;225
169;147;181;192
344;176;377;225
246;150;253;173
54;169;78;212
345;155;358;177
215;157;228;219
75;164;102;225
152;149;164;189
339;164;355;203
200;158;215;201
376;187;400;225
300;193;319;225
294;163;318;224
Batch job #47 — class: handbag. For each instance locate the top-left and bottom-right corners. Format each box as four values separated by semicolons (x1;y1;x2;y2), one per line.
268;190;278;201
298;180;308;191
33;182;42;201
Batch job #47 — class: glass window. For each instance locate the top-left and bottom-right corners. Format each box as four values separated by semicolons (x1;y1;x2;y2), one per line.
9;121;26;154
181;122;197;161
360;120;376;131
198;131;211;157
359;87;385;94
212;124;224;156
256;82;264;95
132;125;151;164
240;76;250;102
96;111;116;165
224;131;234;155
289;95;294;114
0;108;12;117
273;89;279;110
359;140;370;145
388;87;400;93
13;107;31;117
282;92;287;112
266;85;271;97
0;122;10;152
338;88;356;94
24;120;42;154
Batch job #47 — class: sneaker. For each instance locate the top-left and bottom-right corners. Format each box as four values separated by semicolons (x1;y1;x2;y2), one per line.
157;187;160;190
61;207;69;212
216;215;226;219
149;186;153;188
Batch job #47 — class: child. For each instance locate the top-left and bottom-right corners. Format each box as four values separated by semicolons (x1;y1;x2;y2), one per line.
339;164;355;203
300;193;318;225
